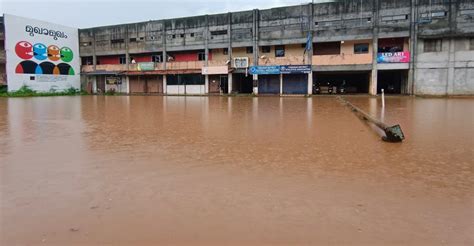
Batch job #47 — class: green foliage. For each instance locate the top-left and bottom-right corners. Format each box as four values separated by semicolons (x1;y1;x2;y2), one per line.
0;85;83;97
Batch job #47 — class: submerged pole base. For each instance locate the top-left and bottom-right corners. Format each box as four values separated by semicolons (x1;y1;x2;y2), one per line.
382;124;405;142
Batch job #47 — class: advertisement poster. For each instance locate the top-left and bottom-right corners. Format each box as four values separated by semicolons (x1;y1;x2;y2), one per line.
4;14;80;92
377;52;410;63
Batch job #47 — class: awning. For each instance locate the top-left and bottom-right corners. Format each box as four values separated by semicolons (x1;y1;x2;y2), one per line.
81;70;125;76
125;69;201;75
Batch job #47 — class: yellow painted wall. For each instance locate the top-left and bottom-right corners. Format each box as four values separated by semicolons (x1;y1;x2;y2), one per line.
312;40;373;65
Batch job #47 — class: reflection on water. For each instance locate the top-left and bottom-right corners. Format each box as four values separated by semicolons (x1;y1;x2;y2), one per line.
1;96;473;245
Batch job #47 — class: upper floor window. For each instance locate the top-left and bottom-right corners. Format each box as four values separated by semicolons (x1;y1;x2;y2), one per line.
275;45;285;57
314;42;341;55
211;30;228;36
111;39;124;44
198;52;206;61
261;46;271;53
246;47;253;54
152;54;163;63
119;55;127;64
223;48;228;55
354;43;369;54
470;38;474;50
424;39;442;52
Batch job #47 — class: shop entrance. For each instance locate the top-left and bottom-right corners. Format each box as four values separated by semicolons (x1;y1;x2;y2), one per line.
377;70;408;94
232;73;253;94
313;71;370;94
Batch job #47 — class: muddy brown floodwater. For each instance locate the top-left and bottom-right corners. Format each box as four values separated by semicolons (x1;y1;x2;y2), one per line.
0;96;473;245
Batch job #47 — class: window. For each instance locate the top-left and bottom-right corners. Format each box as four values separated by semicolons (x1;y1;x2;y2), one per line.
152;54;163;63
314;42;341;55
81;56;93;65
119;55;126;64
424;39;442;52
167;74;204;85
198;52;206;61
129;38;137;42
470;38;474;50
180;34;184;38
246;47;253;54
190;33;195;37
354;43;369;54
261;46;271;53
80;41;92;47
172;34;176;39
111;39;124;44
211;30;228;36
275;45;285;57
223;48;228;55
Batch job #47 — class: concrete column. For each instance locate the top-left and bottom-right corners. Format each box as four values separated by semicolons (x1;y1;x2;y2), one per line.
252;9;259;95
126;76;130;94
228;73;233;94
205;75;209;94
280;74;283;95
125;25;130;69
92;29;97;70
369;0;379;96
163;75;167;94
407;0;418;95
307;71;313;95
446;38;455;95
92;76;97;93
162;20;167;70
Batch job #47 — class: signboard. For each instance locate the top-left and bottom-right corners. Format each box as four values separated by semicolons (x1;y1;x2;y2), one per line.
106;76;121;85
280;65;312;74
137;62;155;71
377;52;410;63
249;66;281;75
233;57;249;68
202;66;228;75
4;14;80;92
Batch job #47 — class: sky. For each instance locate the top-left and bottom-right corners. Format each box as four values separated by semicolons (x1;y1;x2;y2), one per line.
1;0;333;28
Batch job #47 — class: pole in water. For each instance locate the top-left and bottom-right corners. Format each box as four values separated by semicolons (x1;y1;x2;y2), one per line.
337;96;405;143
381;89;385;108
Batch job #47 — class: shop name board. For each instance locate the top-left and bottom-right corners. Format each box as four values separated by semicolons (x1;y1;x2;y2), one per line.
137;62;155;71
250;65;312;75
377;52;410;63
249;66;281;75
280;65;312;74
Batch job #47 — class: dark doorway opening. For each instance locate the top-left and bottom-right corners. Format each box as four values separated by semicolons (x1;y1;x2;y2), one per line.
313;71;370;94
377;70;408;94
232;73;253;94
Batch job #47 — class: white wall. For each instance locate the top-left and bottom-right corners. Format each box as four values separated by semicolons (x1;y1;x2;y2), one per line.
4;14;80;92
166;85;205;95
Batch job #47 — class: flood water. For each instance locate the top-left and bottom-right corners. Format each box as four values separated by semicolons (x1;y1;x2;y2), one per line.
1;95;473;245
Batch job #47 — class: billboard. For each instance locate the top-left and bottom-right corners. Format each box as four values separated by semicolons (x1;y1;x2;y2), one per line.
4;14;80;92
377;52;410;63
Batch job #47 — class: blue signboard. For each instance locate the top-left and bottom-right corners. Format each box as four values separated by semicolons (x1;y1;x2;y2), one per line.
249;66;281;75
280;65;312;74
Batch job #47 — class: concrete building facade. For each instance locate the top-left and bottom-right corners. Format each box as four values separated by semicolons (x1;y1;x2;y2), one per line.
1;0;474;96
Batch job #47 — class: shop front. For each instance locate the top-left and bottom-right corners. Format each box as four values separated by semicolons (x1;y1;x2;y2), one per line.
281;65;311;95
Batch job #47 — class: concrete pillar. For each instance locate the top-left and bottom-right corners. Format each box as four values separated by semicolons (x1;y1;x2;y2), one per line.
228;73;233;94
280;74;283;95
252;9;259;95
369;0;379;96
446;38;455;95
92;30;97;70
205;75;209;94
407;0;418;95
307;72;313;95
126;76;130;94
163;75;167;94
92;76;97;93
125;25;130;69
162;20;167;70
